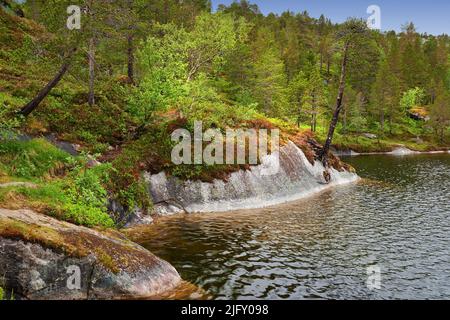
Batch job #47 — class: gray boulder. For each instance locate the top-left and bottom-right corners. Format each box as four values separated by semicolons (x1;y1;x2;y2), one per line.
0;209;181;300
362;133;378;139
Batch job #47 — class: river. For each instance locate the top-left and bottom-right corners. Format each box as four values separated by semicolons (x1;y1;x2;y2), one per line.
138;154;450;299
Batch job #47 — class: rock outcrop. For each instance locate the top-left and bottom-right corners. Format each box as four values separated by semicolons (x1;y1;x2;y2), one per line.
0;209;181;300
389;147;419;156
147;141;359;215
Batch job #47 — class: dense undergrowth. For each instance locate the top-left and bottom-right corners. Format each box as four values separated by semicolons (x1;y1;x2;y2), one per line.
0;139;114;227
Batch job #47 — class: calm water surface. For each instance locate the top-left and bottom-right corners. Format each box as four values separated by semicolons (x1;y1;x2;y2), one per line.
140;154;450;299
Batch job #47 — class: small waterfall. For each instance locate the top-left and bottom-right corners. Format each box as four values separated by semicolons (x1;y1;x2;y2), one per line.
146;141;359;215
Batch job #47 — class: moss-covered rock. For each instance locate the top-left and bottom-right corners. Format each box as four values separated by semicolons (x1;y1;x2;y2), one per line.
0;208;181;299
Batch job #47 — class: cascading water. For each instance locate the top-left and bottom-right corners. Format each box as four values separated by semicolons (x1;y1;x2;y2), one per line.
146;141;359;215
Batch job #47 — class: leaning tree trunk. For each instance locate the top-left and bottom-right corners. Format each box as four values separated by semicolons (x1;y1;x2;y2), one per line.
126;0;135;85
19;49;76;117
320;41;350;166
127;33;135;85
88;37;95;107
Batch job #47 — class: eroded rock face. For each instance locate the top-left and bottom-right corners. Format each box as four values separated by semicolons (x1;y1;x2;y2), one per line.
147;141;359;215
0;209;181;300
108;200;154;228
389;147;419;155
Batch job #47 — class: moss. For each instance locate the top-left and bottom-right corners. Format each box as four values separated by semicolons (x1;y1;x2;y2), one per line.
0;138;70;179
95;249;120;274
0;211;162;273
0;218;80;256
0;161;115;228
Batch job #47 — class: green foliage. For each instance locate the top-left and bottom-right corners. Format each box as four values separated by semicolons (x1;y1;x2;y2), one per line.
63;163;113;227
0;92;24;139
0;286;3;300
0;139;69;178
252;27;288;116
108;133;160;211
17;162;115;228
0;138;114;227
0;1;449;235
400;87;425;111
130;23;188;123
62;202;114;228
430;83;450;142
131;12;250;127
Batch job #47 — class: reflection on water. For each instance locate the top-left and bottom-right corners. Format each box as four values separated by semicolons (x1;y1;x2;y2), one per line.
138;154;450;299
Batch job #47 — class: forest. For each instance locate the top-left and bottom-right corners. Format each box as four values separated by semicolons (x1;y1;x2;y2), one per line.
0;0;450;227
1;0;450;302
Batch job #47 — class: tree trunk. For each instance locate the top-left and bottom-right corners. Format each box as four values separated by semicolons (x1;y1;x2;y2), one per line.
380;109;385;133
311;93;317;132
388;113;393;135
320;41;350;166
313;113;317;132
343;106;347;135
320;53;323;73
327;59;331;80
88;37;95;107
127;33;135;85
297;102;302;128
19;49;76;117
126;0;135;85
30;0;40;20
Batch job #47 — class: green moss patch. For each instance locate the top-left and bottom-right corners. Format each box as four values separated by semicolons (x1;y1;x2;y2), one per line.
0;138;70;179
0;209;162;273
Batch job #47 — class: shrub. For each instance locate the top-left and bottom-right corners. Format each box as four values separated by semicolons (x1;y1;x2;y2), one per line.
0;92;24;139
63;163;114;228
0;139;70;179
15;161;115;228
62;203;114;228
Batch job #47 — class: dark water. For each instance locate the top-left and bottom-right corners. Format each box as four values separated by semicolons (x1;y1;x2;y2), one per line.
139;154;450;299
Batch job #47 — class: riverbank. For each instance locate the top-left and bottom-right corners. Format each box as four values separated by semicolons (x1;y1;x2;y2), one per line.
314;131;450;155
333;146;450;157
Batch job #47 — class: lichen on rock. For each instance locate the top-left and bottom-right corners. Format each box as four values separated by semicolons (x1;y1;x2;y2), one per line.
0;208;181;300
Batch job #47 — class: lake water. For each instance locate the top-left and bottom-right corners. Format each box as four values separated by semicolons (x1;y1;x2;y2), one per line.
139;154;450;299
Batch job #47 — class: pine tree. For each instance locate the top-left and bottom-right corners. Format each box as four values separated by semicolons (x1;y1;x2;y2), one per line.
302;64;328;132
430;82;450;143
252;27;288;116
371;56;401;134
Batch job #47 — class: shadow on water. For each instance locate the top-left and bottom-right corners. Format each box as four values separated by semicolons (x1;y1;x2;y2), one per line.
132;154;450;300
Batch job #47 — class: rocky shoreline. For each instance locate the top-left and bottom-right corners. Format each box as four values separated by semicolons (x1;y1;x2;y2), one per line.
0;141;361;300
332;146;450;157
147;141;359;216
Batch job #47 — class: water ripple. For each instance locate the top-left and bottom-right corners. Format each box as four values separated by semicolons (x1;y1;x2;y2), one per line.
139;154;450;299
